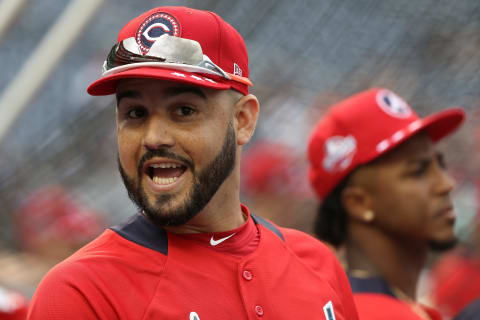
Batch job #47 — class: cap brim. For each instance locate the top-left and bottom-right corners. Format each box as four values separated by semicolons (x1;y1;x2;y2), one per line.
87;66;231;96
362;107;465;166
421;107;465;142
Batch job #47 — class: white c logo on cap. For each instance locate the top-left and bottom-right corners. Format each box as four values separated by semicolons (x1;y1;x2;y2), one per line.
143;23;171;42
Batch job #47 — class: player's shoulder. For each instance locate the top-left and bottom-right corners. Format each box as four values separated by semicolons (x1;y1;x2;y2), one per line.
253;214;339;268
258;219;351;295
42;225;167;285
30;226;169;319
71;213;170;264
252;213;327;246
278;225;336;258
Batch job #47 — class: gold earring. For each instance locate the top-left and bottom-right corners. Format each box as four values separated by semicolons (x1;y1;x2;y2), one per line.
363;210;375;222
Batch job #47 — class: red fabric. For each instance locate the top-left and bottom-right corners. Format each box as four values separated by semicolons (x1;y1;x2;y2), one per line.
430;252;480;317
354;293;443;320
88;6;250;96
27;214;358;319
307;88;464;199
180;204;259;257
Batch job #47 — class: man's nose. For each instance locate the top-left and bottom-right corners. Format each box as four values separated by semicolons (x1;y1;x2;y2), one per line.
434;167;456;195
143;118;175;150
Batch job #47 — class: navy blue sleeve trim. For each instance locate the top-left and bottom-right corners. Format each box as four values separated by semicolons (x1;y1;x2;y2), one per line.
251;213;285;242
453;297;480;320
347;274;395;297
110;214;168;255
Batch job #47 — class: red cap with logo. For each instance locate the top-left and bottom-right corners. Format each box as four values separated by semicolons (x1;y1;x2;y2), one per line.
308;88;465;199
87;6;252;96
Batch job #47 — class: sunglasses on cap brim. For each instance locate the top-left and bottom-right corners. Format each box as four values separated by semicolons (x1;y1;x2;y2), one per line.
102;34;252;87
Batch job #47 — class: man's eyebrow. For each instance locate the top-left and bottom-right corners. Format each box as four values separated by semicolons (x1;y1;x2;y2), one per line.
406;153;435;165
115;86;207;106
164;86;207;100
116;90;142;105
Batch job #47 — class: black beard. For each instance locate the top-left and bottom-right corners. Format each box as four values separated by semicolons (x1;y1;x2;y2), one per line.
428;238;458;252
118;121;236;228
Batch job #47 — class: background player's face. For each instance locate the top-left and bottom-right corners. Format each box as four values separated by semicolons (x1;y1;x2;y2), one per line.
115;79;237;227
352;133;457;250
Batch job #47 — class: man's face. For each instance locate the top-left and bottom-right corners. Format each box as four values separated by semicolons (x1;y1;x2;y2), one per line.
115;79;238;227
352;133;457;250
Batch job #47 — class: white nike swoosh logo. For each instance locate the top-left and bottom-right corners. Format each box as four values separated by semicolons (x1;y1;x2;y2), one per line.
210;233;236;246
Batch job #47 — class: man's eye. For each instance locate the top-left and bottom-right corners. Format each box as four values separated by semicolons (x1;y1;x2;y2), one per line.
411;161;429;177
127;108;147;119
437;153;447;169
176;106;195;117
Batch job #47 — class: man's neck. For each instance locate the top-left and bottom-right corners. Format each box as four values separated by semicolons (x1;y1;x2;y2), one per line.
164;176;245;234
346;227;428;299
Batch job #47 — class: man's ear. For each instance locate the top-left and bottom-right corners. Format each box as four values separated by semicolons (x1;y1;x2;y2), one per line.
342;186;374;223
233;94;259;145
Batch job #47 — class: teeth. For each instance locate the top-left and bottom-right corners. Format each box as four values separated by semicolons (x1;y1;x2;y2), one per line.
153;176;178;185
150;163;180;169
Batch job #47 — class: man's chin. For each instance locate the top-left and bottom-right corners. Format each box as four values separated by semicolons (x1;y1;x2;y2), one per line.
142;195;195;227
143;210;193;227
428;237;458;252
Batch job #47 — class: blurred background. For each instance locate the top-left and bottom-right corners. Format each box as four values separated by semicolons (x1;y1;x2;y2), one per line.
0;0;479;316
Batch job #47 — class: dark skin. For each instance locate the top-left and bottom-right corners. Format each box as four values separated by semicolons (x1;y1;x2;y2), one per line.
342;133;456;299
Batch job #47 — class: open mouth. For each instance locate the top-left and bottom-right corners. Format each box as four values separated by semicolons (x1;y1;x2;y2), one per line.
145;162;187;185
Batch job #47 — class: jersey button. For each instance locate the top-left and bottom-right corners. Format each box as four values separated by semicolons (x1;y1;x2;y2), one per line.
255;305;264;316
243;270;253;281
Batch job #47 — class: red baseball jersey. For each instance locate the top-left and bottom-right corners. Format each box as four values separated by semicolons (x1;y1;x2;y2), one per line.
27;207;358;319
349;275;442;320
429;251;480;317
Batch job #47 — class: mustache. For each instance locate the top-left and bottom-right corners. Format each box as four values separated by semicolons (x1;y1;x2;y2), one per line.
137;148;194;176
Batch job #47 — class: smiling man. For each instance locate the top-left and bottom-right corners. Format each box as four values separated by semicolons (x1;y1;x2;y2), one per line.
308;88;465;319
115;80;243;233
27;6;358;320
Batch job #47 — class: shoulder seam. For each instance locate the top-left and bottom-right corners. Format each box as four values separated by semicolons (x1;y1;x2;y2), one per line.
110;214;168;255
251;213;285;241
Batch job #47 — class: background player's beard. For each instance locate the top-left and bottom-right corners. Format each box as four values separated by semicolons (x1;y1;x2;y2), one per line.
118;121;236;227
428;238;458;252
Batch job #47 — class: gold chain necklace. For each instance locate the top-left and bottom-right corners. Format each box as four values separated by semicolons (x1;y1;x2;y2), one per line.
390;287;432;320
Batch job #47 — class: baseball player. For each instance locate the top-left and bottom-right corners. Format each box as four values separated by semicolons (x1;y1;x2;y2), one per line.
307;88;465;319
27;6;358;320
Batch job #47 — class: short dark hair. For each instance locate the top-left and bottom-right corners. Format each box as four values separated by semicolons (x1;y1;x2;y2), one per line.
313;173;352;247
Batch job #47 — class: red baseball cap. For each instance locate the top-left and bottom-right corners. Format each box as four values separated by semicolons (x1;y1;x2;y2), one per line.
15;185;104;249
308;88;465;199
241;141;294;194
87;6;252;96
